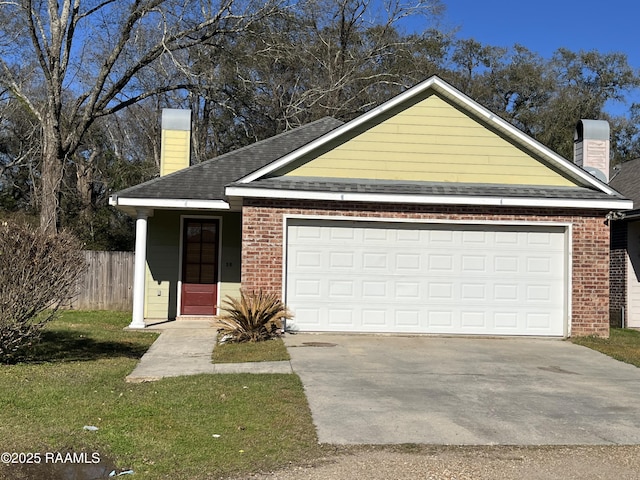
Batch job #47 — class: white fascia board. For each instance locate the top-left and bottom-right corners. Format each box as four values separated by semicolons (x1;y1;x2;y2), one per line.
225;186;633;211
500;196;633;210
238;76;614;196
109;196;230;210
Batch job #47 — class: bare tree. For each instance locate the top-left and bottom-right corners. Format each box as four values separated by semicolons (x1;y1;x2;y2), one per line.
0;0;279;234
0;90;40;211
185;0;448;151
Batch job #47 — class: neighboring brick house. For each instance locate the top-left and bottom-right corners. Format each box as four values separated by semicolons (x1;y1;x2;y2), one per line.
111;76;632;337
609;158;640;327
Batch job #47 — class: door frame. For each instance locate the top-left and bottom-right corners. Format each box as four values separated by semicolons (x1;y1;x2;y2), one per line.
177;214;223;316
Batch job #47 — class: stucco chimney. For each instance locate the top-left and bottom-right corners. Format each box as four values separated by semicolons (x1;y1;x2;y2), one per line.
160;109;191;176
573;119;610;183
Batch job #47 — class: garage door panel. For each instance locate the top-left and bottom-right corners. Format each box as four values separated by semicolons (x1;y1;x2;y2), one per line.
296;225;323;240
293;250;323;268
362;280;387;298
461;256;486;272
362;309;386;326
429;254;454;271
286;220;566;336
295;308;321;328
396;310;421;327
461;283;486;300
397;229;421;241
328;309;353;325
429;229;454;243
330;227;356;241
495;231;519;244
526;313;553;330
362;228;389;242
362;252;389;270
461;311;486;328
494;312;519;329
329;251;355;268
396;253;422;271
495;258;519;274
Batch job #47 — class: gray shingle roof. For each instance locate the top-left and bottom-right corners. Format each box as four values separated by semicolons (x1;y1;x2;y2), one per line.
610;159;640;209
114;117;344;201
232;176;624;201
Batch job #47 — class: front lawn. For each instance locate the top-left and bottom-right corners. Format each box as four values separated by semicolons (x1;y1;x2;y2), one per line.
572;328;640;368
0;311;323;480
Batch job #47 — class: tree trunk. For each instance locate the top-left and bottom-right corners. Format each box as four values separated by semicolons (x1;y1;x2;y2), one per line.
39;121;64;235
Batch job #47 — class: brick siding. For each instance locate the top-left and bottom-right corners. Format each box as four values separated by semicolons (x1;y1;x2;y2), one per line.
241;199;610;337
609;221;627;327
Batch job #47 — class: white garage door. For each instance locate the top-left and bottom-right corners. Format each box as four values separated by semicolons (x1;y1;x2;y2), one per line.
285;219;567;336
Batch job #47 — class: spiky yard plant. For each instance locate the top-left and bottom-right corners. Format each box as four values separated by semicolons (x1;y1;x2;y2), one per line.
214;290;293;343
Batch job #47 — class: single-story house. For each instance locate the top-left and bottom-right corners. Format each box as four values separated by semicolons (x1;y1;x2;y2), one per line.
110;75;632;337
609;158;640;327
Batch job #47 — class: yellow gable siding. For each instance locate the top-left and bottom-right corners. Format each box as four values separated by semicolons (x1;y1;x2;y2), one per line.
160;129;190;177
284;95;575;186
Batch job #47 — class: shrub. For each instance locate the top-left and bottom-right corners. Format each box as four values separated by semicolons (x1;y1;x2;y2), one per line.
214;290;293;343
0;221;86;363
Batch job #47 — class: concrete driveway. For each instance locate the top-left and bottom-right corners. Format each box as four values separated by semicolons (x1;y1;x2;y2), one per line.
284;334;640;445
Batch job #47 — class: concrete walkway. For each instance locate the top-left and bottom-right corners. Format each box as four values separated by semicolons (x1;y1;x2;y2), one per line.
125;320;292;382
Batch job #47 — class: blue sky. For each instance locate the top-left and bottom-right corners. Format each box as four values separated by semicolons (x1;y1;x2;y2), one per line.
441;0;638;64
407;0;639;115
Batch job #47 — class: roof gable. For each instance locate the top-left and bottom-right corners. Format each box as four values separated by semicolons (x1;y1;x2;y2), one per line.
237;76;619;197
279;93;573;187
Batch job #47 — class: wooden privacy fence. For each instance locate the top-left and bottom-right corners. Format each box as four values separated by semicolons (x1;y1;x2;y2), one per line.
72;251;134;311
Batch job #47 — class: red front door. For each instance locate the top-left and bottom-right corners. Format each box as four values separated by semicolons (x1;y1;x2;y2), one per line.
181;219;219;315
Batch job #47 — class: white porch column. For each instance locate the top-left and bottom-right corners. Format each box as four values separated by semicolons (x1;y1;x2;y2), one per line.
130;208;150;329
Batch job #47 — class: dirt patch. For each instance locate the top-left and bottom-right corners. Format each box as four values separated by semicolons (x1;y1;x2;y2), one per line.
240;445;640;480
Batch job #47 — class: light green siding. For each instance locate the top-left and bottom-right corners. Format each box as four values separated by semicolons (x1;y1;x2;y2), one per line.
283;94;576;187
144;210;242;320
145;210;181;319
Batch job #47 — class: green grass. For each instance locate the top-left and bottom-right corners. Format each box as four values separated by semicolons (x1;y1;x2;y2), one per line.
0;311;323;480
212;338;290;363
572;328;640;368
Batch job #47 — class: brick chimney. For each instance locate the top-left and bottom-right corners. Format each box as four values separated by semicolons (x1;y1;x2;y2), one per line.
573;119;610;183
160;109;191;176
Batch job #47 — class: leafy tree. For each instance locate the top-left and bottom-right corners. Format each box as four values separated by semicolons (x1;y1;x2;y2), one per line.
542;49;639;159
451;43;640;162
610;104;640;164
